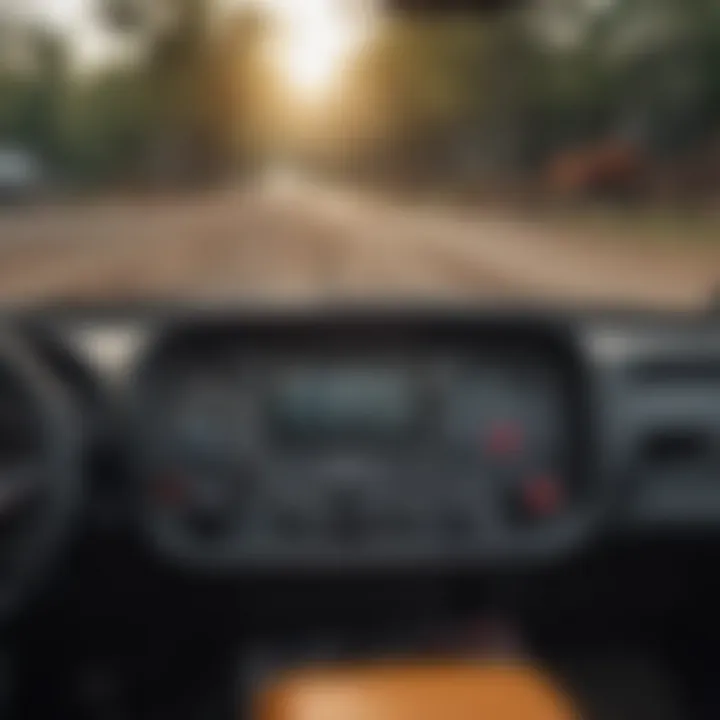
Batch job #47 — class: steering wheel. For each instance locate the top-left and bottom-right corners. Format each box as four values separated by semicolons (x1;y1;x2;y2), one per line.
0;331;82;622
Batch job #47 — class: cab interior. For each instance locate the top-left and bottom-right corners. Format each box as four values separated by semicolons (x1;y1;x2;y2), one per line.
0;303;717;719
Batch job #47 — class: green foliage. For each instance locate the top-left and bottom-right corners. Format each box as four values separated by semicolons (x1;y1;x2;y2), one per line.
0;29;70;163
63;68;153;182
2;0;720;189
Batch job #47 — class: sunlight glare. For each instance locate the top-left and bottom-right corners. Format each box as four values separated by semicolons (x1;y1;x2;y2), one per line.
263;0;372;98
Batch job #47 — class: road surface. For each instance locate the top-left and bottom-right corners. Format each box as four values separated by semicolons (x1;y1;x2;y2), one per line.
0;181;718;308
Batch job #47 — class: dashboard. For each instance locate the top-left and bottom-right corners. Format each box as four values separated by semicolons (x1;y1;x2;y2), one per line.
0;303;719;617
131;319;591;568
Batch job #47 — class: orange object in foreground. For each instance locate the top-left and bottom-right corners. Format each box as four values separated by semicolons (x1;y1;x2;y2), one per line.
255;663;579;720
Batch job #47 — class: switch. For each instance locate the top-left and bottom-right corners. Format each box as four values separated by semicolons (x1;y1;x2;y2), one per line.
486;421;524;459
518;473;565;520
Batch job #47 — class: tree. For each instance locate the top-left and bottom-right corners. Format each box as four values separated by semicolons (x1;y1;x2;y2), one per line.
100;0;270;183
0;24;70;167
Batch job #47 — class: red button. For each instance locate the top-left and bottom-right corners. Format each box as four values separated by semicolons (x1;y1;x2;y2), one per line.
486;422;524;458
522;474;564;517
154;473;188;507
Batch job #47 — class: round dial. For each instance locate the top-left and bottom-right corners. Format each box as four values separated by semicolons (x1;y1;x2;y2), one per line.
147;363;260;539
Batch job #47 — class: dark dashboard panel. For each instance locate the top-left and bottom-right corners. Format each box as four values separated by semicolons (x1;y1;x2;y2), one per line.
599;337;720;528
7;304;720;575
128;317;595;568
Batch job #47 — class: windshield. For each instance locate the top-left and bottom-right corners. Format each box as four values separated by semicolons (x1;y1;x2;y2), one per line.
1;0;719;309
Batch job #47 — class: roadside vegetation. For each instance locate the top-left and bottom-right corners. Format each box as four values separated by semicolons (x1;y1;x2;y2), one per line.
1;0;720;226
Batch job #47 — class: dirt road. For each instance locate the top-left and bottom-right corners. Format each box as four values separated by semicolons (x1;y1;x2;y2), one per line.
0;182;718;308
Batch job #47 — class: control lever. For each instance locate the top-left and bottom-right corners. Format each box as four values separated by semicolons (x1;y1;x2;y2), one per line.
0;465;41;526
186;473;239;538
326;484;368;541
709;285;720;313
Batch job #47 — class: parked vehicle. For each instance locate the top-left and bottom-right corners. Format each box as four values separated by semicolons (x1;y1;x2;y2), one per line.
0;147;45;204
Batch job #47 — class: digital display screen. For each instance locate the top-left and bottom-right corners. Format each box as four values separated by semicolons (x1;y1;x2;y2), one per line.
271;366;418;445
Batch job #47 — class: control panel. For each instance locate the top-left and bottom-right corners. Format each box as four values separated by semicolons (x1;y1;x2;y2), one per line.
132;320;592;568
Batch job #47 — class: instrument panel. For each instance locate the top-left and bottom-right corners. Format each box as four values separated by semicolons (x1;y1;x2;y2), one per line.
9;304;720;578
131;319;594;568
2;301;720;624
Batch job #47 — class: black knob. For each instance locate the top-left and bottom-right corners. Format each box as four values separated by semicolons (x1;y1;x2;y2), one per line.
506;473;565;525
186;505;230;539
439;505;475;539
274;505;308;539
326;486;368;542
383;504;416;536
184;466;250;538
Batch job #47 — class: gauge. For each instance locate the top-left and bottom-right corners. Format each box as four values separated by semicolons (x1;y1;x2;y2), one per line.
167;373;257;461
444;356;568;468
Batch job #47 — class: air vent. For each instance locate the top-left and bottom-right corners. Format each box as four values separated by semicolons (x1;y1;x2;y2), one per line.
638;428;717;481
629;358;720;384
641;429;715;467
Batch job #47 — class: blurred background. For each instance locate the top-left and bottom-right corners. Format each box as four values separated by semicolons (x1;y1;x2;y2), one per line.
0;0;720;306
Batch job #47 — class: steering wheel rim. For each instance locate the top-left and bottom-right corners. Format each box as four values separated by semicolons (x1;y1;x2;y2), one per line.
0;330;82;622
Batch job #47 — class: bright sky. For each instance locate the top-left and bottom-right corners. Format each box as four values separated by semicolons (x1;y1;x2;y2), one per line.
261;0;376;97
0;0;377;77
0;0;133;68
